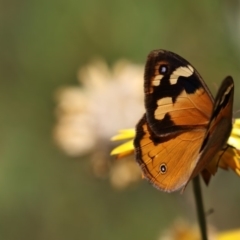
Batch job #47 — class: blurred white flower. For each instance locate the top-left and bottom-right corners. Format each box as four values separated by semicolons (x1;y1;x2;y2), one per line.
54;58;144;157
54;87;96;156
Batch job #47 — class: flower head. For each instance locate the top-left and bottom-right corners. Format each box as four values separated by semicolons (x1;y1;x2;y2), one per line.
54;59;144;156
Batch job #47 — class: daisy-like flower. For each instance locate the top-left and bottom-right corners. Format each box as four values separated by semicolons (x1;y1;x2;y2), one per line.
54;58;144;184
110;119;240;183
54;59;144;156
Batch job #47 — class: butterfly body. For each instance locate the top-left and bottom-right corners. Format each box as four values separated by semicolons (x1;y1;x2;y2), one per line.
134;50;234;192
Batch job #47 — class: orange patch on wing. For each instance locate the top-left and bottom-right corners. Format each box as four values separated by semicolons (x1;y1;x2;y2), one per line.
154;88;212;126
135;116;206;192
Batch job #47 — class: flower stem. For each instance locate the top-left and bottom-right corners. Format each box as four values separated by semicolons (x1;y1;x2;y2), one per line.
192;175;208;240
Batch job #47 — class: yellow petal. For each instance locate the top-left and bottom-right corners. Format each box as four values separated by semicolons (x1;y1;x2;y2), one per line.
220;148;240;174
228;118;240;149
233;118;240;126
204;146;240;178
111;140;134;156
218;229;240;240
227;136;240;150
230;127;240;136
111;129;135;141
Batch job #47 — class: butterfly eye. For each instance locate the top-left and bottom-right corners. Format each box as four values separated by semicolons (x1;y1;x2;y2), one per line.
160;163;167;174
159;65;168;74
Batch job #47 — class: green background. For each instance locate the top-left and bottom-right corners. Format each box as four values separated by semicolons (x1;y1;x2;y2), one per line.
1;1;240;239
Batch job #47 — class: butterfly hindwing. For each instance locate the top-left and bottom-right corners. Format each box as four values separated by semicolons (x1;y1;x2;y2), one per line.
144;50;213;136
134;114;206;192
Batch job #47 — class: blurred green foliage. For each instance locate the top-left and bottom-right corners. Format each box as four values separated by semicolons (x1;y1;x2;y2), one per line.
0;0;240;239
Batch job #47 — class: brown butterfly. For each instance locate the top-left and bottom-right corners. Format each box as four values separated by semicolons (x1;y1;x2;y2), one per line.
134;50;234;192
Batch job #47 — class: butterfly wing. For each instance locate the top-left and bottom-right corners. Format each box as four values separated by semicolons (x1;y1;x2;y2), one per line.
134;114;206;192
190;76;234;179
144;50;213;136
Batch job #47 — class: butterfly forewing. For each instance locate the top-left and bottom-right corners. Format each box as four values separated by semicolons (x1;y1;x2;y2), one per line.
144;50;213;136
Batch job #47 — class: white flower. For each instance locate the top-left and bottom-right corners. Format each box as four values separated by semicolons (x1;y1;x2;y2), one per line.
54;58;144;157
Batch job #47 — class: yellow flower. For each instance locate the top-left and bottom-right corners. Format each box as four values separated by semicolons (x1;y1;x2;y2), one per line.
111;119;240;179
157;219;240;240
218;228;240;240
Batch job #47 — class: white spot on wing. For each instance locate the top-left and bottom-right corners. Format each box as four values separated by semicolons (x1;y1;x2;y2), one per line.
157;97;173;106
219;83;233;105
169;65;194;85
154;97;173;120
152;74;164;86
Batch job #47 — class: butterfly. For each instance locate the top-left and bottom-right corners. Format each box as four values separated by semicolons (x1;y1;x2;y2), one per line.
134;50;234;192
